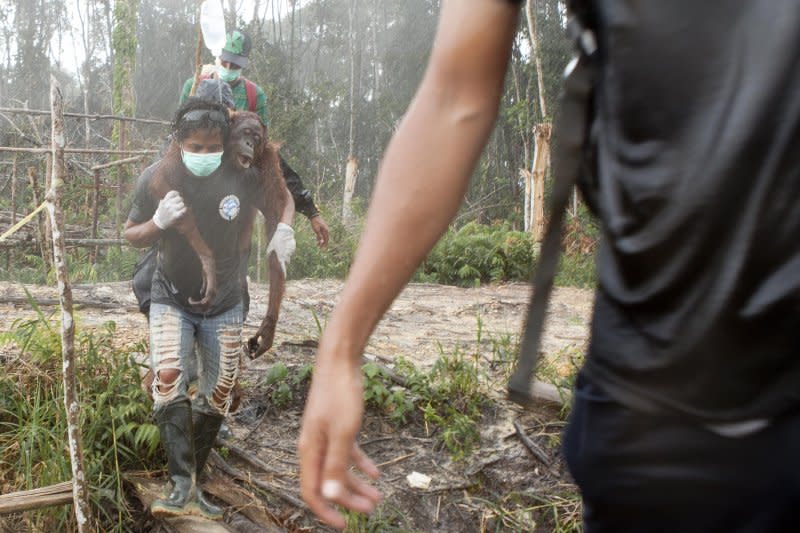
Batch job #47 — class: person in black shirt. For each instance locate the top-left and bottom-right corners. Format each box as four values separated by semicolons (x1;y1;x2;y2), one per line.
125;98;295;520
296;0;800;530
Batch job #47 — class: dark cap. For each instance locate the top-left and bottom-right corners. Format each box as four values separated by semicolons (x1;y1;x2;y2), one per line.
220;30;251;68
196;79;235;109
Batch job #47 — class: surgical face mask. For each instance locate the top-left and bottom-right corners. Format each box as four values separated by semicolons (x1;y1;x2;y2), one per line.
218;65;242;83
181;149;223;177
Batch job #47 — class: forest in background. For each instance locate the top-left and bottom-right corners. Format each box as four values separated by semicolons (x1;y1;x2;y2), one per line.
0;0;591;287
0;2;594;530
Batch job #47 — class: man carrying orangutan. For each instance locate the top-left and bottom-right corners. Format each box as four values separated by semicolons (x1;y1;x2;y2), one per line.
124;98;295;519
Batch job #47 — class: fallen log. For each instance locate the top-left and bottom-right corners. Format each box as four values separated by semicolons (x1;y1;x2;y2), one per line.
0;481;73;514
125;475;239;533
201;471;286;533
217;438;286;477
208;451;306;511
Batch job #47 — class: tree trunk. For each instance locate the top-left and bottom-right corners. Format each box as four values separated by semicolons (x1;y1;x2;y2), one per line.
342;156;358;222
525;0;553;240
8;157;16;270
522;169;532;232
90;169;101;263
116;125;126;240
525;0;547;119
531;123;551;242
49;75;92;533
76;0;94;146
288;0;296;91
111;0;138;240
342;0;360;224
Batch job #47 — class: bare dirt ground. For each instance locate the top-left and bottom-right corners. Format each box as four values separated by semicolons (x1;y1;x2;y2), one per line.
0;279;594;532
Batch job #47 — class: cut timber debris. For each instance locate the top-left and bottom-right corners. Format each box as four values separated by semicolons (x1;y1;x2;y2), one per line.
0;481;74;514
513;420;551;466
125;475;238;533
201;471;286;533
531;379;571;406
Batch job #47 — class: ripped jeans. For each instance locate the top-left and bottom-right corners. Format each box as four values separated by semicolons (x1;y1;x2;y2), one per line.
149;302;242;416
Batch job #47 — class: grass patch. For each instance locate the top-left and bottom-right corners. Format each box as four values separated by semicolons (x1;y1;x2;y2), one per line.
0;306;158;531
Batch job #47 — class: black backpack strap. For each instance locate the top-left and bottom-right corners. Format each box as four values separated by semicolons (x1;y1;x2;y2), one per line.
507;11;597;406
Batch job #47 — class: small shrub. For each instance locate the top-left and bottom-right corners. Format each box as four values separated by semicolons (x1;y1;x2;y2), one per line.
420;222;536;286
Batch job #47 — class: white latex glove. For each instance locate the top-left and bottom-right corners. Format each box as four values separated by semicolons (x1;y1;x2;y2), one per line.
266;222;296;276
152;190;186;230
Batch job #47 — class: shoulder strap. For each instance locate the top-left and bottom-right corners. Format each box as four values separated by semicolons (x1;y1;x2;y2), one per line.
243;78;257;112
507;12;597;407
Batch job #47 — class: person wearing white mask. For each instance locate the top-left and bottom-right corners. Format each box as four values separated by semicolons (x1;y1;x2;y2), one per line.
124;97;295;520
180;30;268;126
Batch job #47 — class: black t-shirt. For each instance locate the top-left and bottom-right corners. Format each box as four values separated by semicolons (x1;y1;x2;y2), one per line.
128;162;255;316
583;0;800;421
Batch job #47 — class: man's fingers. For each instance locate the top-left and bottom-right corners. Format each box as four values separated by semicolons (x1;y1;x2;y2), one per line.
299;430;348;529
351;444;380;480
345;469;381;507
320;428;354;493
318;442;381;517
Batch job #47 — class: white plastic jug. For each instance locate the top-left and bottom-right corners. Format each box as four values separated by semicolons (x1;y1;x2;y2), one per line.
200;0;226;58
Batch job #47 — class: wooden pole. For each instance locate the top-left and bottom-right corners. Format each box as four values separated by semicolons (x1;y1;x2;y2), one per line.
44;153;54;264
27;166;51;272
7;156;16;271
48;75;92;532
0;147;157;155
91;169;101;263
0;107;170;125
115;125;126;240
0;238;128;249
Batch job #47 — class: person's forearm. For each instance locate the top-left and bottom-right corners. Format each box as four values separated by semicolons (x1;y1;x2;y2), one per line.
280;156;320;219
123;219;163;248
281;189;295;225
321;0;519;362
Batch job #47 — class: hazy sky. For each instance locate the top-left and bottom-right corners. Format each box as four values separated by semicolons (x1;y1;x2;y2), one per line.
57;0;306;76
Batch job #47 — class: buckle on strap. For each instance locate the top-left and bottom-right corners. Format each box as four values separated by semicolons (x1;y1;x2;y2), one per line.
567;15;597;58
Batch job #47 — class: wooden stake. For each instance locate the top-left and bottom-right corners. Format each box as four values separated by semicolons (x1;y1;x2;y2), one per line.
27;165;51;272
49;75;92;532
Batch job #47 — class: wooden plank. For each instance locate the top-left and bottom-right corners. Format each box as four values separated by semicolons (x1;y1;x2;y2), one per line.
125;475;239;533
201;472;286;533
0;481;73;514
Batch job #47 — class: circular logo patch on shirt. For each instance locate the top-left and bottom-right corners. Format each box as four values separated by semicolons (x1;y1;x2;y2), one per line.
219;195;240;221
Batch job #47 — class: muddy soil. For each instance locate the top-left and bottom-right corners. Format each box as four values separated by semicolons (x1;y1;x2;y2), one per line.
0;279;593;532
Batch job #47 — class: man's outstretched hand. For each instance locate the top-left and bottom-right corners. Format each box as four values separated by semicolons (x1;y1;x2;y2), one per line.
310;214;330;248
298;355;382;529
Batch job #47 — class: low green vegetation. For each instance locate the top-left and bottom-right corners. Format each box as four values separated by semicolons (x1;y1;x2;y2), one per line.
0;214;597;289
0;307;159;531
0;246;141;285
289;216;598;288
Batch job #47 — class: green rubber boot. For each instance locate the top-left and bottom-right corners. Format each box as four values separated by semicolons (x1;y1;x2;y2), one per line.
150;399;197;518
192;410;225;520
